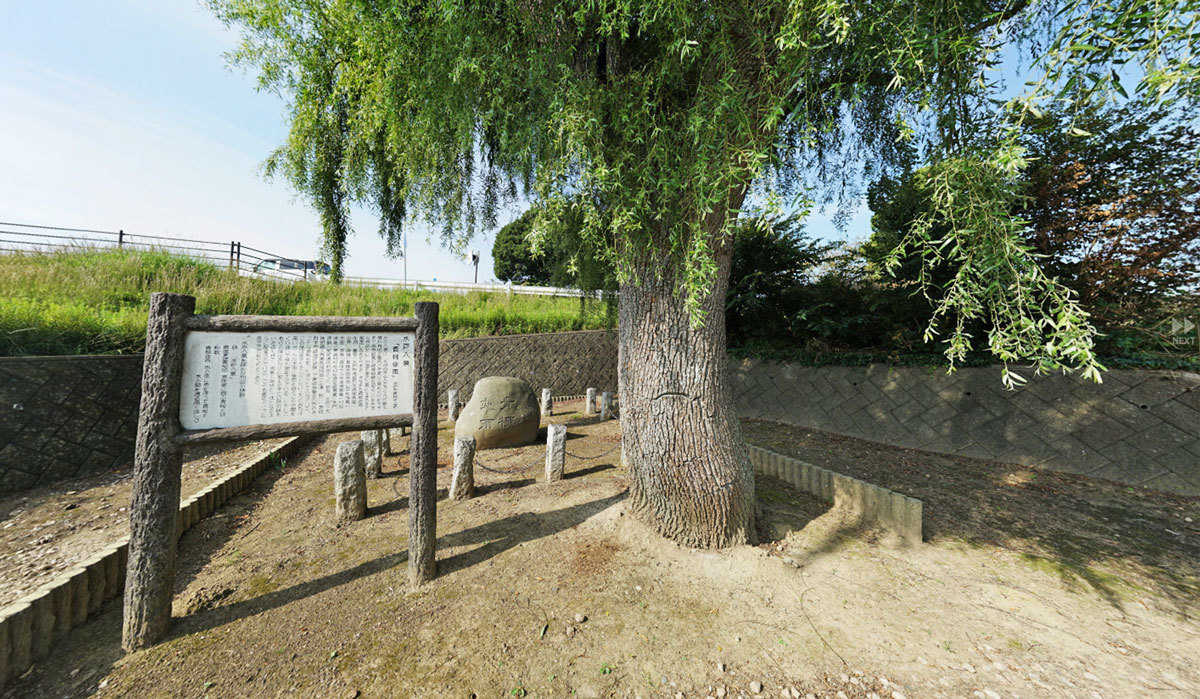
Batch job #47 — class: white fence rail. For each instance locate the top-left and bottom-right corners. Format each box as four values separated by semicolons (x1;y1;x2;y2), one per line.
340;276;596;298
0;220;604;298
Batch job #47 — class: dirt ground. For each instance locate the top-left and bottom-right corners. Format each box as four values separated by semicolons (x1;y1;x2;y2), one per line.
740;420;1200;615
4;406;1198;698
0;438;286;608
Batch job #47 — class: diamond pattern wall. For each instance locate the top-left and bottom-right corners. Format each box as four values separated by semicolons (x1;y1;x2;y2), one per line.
729;359;1200;495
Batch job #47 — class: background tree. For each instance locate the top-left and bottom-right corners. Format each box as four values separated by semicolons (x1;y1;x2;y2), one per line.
493;205;618;292
495;204;619;325
211;0;1200;547
726;217;936;357
866;101;1200;353
1021;103;1200;327
725;215;836;347
493;211;553;285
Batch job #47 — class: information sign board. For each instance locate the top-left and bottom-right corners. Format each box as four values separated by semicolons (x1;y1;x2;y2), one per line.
179;330;416;430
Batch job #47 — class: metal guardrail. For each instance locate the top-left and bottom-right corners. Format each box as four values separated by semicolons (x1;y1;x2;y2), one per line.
0;220;601;297
0;221;312;282
340;276;595;298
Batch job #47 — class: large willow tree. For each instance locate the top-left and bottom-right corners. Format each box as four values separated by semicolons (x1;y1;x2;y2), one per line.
211;0;1199;547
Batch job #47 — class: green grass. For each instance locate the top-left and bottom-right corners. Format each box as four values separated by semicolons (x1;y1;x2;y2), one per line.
0;249;613;356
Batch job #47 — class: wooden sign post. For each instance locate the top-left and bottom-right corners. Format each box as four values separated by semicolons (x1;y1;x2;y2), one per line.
122;293;439;650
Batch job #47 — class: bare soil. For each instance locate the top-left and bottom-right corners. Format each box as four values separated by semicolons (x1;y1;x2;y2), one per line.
0;439;286;608
740;419;1200;615
4;406;1198;698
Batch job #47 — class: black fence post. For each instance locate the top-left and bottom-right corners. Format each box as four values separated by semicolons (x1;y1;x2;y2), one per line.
118;230;124;249
229;241;235;270
236;242;242;272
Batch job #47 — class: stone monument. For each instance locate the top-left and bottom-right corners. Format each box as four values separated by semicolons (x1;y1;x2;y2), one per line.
454;376;539;449
360;429;384;477
450;434;476;500
334;440;367;522
545;424;566;482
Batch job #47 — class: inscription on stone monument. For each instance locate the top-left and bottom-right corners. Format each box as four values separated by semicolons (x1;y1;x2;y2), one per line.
179;330;415;430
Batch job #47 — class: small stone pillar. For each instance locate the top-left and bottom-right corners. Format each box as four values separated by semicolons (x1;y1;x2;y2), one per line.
585;388;596;415
600;392;613;421
545;424;566;482
450;435;476;500
360;429;384;478
540;388;552;417
334;440;367;522
448;389;460;421
383;428;394;456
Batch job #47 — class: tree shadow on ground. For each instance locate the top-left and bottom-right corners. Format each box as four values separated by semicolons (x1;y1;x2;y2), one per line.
0;437;334;698
173;550;411;641
534;426;588;442
561;415;608;428
437;491;626;576
475;477;537;495
741;419;1200;615
755;473;833;541
566;463;616;480
175;491;627;636
370;496;408;517
754;473;878;571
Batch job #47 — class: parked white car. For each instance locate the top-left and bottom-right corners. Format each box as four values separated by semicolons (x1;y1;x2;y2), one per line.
252;258;331;280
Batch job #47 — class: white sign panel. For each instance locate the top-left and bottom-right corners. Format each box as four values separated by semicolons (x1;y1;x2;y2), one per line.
179;331;415;430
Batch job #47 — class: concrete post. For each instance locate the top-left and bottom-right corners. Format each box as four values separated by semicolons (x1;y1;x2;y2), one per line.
450;434;476;500
360;429;384;478
334;440;368;522
600;392;613;421
545;424;566;482
585;388;596;415
540;388;552;417
448;388;460;421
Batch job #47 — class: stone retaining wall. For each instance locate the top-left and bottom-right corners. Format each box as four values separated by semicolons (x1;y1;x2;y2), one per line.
0;356;142;494
0;330;619;496
438;329;618;401
731;360;1200;496
5;333;1196;497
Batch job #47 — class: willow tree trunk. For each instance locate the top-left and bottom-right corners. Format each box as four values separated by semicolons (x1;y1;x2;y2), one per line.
618;239;756;548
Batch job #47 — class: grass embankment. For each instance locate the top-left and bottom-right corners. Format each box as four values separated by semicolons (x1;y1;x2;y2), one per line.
0;250;612;356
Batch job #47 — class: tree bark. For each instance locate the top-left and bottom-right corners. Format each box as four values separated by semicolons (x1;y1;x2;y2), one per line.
123;292;194;650
618;239;756;548
408;301;439;585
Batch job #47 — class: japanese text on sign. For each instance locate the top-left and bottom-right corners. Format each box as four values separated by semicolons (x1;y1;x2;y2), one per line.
179;331;415;430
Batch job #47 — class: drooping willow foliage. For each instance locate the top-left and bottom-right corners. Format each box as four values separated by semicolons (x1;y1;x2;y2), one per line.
211;0;1199;382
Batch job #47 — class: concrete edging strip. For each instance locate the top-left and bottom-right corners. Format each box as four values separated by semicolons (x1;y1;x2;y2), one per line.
747;444;923;547
0;435;309;686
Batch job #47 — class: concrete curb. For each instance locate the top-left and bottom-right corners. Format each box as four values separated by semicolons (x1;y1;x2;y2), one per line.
747;444;923;547
0;435;309;686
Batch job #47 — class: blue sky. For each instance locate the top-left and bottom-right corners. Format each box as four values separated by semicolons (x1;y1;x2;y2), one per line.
0;1;866;283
